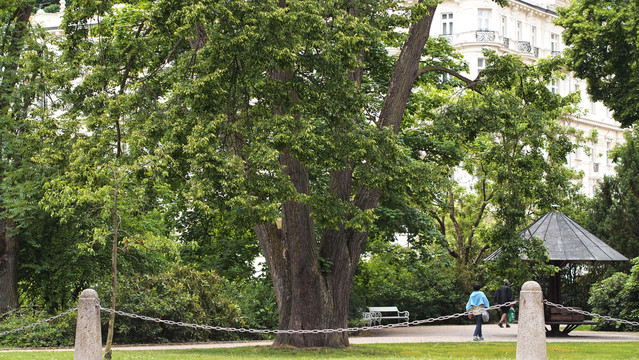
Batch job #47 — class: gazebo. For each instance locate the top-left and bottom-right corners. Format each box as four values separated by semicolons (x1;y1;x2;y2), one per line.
485;211;628;334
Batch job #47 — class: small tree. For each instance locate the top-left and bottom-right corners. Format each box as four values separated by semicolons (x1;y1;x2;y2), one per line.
420;51;582;272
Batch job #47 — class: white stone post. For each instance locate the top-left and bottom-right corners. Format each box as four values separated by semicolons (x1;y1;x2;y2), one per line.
516;281;547;360
75;289;102;360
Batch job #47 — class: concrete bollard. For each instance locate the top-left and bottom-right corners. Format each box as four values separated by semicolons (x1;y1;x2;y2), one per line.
75;289;102;360
516;281;547;360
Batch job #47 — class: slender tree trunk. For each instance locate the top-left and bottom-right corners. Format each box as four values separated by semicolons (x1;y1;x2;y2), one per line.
104;170;120;359
0;218;19;314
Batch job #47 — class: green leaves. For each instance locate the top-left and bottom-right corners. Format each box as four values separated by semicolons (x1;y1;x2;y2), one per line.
557;0;639;127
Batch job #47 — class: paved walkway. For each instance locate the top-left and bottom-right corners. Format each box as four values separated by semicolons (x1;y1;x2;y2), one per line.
4;324;636;352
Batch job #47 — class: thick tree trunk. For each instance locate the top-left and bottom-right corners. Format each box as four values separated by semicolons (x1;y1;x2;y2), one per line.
0;218;19;314
254;1;438;348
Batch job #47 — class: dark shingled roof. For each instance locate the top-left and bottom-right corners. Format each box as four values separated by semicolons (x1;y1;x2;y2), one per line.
484;211;628;263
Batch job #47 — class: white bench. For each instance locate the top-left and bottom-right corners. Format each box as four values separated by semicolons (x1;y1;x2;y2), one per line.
362;306;409;326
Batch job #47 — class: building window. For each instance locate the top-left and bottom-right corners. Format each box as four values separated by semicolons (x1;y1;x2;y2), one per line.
551;33;559;53
478;9;491;30
442;13;454;35
531;26;536;47
516;21;522;40
550;79;558;94
478;57;486;70
501;16;507;36
575;146;581;161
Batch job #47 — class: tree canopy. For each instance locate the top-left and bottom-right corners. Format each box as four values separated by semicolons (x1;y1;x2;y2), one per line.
587;128;639;262
557;0;639;127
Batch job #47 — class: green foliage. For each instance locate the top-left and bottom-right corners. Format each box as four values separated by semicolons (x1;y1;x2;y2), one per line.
42;4;59;12
557;0;639;128
413;50;581;269
351;241;466;322
105;265;245;344
0;308;76;348
589;258;639;331
179;210;260;281
586;128;639;262
222;276;278;334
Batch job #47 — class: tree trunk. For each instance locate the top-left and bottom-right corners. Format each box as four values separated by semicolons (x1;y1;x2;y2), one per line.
0;218;19;314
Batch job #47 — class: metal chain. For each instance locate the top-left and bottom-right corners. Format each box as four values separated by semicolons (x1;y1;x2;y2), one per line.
0;307;78;337
4;299;638;338
100;301;519;335
543;300;639;327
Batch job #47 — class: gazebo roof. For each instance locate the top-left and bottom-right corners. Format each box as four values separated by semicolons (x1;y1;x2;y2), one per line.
485;211;628;263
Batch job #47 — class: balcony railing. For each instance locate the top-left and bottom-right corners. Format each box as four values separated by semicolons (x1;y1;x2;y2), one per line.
533;47;539;57
551;50;561;57
475;30;496;42
517;40;531;53
503;37;510;49
440;34;453;44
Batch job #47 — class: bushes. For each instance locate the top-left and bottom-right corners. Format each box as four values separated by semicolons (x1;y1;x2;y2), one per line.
350;242;466;324
106;265;245;344
589;257;639;331
42;4;60;13
0;308;76;348
222;276;278;334
1;265;275;348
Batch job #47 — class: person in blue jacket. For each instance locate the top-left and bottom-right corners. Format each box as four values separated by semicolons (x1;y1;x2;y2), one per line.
466;283;490;341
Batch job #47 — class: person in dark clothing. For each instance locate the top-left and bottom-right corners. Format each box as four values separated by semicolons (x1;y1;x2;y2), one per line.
494;279;513;328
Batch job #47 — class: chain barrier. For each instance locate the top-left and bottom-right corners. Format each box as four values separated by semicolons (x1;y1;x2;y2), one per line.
3;299;637;339
100;301;519;335
0;307;78;337
543;300;639;327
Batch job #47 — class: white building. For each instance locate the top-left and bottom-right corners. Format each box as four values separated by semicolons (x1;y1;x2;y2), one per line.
427;0;625;197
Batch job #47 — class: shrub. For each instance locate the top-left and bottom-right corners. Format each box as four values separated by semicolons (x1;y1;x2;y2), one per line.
105;265;245;344
43;4;60;13
222;275;278;337
0;308;76;348
589;257;639;331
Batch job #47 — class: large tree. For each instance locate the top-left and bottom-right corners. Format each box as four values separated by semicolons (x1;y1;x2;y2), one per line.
556;0;639;127
50;0;514;348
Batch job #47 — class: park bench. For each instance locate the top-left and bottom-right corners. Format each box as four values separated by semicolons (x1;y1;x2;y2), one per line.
545;306;597;336
362;306;409;326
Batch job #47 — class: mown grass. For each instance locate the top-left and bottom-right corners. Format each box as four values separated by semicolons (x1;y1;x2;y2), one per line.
2;342;639;360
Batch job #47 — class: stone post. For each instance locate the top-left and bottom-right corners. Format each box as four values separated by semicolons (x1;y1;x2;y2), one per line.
516;281;547;360
75;289;102;360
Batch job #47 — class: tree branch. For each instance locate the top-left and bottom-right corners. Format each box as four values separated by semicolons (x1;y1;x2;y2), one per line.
416;65;483;93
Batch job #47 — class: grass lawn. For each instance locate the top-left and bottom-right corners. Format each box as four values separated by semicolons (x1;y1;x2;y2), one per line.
2;342;638;360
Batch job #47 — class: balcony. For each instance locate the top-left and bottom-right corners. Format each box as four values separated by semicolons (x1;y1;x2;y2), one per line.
440;34;453;44
552;50;561;57
534;47;539;57
503;37;510;49
517;40;531;53
475;30;496;42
